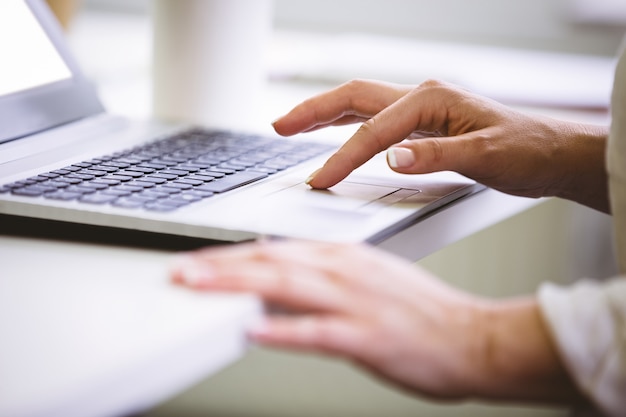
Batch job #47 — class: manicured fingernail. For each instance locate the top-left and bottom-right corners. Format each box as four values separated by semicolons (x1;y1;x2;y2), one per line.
387;147;415;168
305;168;321;185
171;256;213;286
271;114;286;126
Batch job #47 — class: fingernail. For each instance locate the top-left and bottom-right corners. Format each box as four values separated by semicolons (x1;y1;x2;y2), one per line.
170;256;213;286
271;114;286;126
387;147;415;168
305;168;321;185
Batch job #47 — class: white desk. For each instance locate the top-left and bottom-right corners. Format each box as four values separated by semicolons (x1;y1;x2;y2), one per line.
0;235;261;417
0;9;613;417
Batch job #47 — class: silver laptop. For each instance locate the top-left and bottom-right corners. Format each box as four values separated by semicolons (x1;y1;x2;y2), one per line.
0;0;482;245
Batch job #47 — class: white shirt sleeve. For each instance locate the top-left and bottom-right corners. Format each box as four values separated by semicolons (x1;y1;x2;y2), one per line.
538;279;626;417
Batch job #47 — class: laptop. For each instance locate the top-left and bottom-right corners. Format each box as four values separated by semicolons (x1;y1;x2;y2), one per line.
0;0;483;246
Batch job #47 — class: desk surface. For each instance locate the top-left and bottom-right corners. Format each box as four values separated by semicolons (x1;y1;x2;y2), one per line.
0;9;613;417
0;235;261;417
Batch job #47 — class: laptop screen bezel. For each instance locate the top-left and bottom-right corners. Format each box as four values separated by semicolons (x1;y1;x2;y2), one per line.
0;0;104;144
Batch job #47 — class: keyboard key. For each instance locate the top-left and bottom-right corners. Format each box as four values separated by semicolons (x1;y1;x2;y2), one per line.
216;163;246;171
57;177;83;185
174;164;201;173
138;162;168;170
123;194;159;203
183;161;212;169
12;188;44;196
185;189;214;198
139;176;167;184
158;198;192;207
39;172;60;179
51;169;71;175
40;180;70;189
112;198;145;209
137;190;170;199
160;169;189;176
113;184;145;193
249;166;278;174
67;173;95;180
29;175;51;182
174;178;204;186
78;182;108;190
171;193;202;203
152;185;182;194
79;193;119;204
187;174;218;182
126;166;156;174
64;185;97;194
44;191;82;201
103;174;133;182
79;169;108;176
206;167;236;175
101;189;132;197
127;180;156;188
116;170;145;178
149;158;178;167
72;162;93;168
195;171;267;193
90;165;119;173
144;202;179;212
148;173;178;181
101;161;130;168
162;182;193;190
91;178;122;186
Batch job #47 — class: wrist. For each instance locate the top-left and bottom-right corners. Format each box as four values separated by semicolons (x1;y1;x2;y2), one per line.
470;297;586;405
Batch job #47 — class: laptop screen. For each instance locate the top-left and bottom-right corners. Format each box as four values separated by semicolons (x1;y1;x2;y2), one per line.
0;1;72;96
0;0;103;144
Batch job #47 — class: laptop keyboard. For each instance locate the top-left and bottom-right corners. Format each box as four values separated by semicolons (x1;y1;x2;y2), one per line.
0;129;333;212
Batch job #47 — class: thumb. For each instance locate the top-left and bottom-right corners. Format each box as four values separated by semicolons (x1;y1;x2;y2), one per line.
386;136;470;175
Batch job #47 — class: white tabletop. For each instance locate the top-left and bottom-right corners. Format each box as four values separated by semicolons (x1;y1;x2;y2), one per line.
0;8;613;417
0;235;261;417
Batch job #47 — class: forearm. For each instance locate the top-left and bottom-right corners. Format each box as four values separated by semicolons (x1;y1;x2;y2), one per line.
472;297;589;406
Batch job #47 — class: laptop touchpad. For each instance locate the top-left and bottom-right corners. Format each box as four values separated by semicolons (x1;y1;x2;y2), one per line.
269;181;401;213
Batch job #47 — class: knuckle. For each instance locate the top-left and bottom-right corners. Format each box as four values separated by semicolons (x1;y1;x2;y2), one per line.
416;78;464;101
356;118;387;154
472;131;498;158
424;138;445;164
343;78;369;91
418;78;448;91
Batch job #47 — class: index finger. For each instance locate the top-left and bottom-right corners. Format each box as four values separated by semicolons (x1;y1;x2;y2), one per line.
306;81;455;189
273;79;410;136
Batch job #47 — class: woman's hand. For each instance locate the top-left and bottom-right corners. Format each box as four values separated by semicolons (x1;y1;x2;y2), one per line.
273;79;609;212
171;240;583;404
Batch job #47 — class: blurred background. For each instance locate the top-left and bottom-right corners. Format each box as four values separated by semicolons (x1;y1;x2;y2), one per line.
68;0;625;54
47;0;624;416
